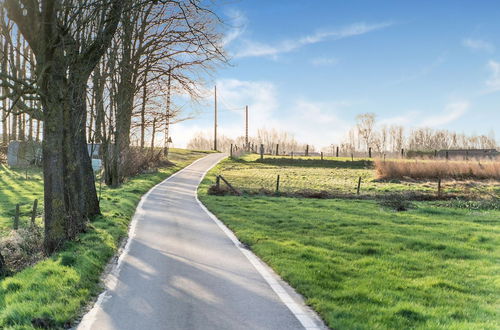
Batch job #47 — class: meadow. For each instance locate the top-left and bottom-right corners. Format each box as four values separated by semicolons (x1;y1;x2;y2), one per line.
199;155;500;329
0;149;211;329
212;154;499;199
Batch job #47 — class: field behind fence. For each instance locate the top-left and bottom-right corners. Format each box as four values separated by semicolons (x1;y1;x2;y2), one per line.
211;154;500;200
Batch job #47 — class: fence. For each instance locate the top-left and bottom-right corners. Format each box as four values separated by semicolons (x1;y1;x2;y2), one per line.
211;156;500;201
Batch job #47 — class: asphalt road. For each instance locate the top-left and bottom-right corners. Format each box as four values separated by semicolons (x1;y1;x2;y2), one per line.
78;153;323;330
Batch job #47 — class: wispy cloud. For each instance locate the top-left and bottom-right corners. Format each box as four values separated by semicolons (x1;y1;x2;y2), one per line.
462;38;494;53
485;60;500;92
310;56;339;67
233;22;393;58
419;101;469;127
222;9;248;46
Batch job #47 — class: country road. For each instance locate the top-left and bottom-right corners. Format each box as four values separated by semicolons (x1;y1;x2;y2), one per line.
78;153;324;330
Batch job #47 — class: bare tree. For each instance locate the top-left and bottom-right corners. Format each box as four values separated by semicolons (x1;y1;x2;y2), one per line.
1;0;124;252
356;113;376;152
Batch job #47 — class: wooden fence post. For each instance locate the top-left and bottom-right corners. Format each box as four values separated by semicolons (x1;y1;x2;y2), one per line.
276;144;279;156
31;199;38;226
401;148;404;158
336;146;339;157
260;144;264;160
321;152;324;160
351;153;354;161
368;147;372;158
437;178;442;197
357;177;362;195
305;145;309;157
14;204;20;230
276;175;280;193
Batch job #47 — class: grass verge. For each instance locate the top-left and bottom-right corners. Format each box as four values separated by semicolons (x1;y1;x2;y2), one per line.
0;149;211;329
199;169;500;329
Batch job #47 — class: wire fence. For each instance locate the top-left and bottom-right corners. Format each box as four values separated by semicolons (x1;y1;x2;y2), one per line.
214;154;500;201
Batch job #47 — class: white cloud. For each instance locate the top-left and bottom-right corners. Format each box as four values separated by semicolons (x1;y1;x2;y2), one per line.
171;78;354;149
280;100;352;147
233;21;393;58
462;38;494;52
310;56;339;66
222;9;248;46
419;101;469;127
485;60;500;92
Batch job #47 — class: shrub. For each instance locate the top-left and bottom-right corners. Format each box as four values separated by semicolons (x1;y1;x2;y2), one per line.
0;225;44;273
122;148;173;178
207;184;230;196
375;159;500;180
379;193;413;211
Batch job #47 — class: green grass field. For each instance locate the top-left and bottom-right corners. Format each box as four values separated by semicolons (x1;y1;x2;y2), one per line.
0;149;210;329
199;157;500;329
214;154;499;198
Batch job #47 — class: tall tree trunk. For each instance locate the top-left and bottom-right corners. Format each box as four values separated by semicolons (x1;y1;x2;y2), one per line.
42;68;100;252
108;11;133;186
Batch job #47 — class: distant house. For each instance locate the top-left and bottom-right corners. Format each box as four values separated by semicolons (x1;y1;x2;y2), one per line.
437;149;499;159
8;141;103;168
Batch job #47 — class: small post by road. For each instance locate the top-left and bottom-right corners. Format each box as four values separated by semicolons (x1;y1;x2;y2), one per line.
31;199;38;226
276;143;279;156
276;175;280;193
356;177;362;195
321;152;324;160
305;145;309;157
336;146;339;157
260;144;264;160
14;204;20;230
437;178;442;197
351;153;354;162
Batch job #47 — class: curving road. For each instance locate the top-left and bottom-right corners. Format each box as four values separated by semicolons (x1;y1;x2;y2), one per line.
78;153;324;330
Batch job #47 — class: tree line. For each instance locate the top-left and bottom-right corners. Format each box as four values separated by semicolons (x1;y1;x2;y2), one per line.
0;0;226;253
338;113;497;156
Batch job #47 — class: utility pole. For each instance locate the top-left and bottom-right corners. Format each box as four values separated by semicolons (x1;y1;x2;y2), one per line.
245;105;249;151
214;85;217;151
163;67;171;157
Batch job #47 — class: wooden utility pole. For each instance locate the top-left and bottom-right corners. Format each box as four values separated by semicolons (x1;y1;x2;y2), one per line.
214;85;218;151
163;68;171;156
245;105;249;151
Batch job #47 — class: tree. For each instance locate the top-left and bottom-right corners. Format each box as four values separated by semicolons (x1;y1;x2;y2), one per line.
2;0;124;252
356;113;376;152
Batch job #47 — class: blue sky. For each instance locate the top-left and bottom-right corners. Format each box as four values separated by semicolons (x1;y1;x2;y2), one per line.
171;0;500;148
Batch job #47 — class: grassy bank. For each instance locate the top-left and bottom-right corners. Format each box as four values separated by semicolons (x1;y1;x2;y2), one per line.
199;163;500;329
0;149;211;329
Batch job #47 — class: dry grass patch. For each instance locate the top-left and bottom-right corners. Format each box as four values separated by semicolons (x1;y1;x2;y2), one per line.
375;159;500;180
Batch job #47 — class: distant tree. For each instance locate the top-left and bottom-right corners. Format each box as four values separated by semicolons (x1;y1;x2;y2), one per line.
356;113;376;152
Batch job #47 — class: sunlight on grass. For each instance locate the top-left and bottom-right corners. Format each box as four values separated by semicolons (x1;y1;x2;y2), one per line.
199;160;500;329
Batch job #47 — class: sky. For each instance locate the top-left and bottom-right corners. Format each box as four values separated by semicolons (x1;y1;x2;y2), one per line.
170;0;500;149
